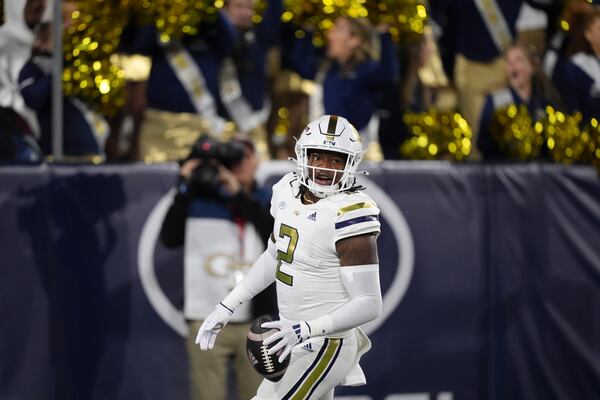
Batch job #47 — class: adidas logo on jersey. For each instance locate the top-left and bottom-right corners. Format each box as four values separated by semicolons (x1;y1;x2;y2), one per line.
307;212;317;221
302;342;314;352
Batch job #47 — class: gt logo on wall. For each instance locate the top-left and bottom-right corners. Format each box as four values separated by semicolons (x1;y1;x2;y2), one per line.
137;164;415;337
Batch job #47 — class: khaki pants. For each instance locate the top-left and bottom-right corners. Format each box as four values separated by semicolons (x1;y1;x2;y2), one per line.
187;320;262;400
454;54;507;159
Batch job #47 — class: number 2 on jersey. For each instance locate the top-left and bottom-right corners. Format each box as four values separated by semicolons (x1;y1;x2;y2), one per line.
276;224;298;286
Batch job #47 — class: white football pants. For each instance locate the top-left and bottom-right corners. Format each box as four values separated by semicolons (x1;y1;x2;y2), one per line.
251;332;360;400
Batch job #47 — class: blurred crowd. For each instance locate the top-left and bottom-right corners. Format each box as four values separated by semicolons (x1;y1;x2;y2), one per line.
0;0;599;164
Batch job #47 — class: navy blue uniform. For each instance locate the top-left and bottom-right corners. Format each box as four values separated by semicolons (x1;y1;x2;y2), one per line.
478;86;553;160
132;15;231;115
565;53;600;123
133;0;282;118
430;0;524;69
19;60;102;156
290;32;397;131
222;0;282;112
543;31;571;110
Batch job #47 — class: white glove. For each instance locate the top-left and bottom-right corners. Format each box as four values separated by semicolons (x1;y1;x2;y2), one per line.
195;303;233;350
262;319;310;362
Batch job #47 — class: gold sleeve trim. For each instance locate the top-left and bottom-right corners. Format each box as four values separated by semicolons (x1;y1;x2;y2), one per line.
337;202;375;216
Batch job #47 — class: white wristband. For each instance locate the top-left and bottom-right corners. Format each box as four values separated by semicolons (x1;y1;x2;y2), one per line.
307;315;334;337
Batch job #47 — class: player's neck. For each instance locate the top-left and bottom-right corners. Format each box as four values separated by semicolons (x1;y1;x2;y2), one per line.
302;191;320;205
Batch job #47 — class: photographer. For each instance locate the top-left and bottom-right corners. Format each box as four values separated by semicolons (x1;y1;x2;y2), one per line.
160;135;276;400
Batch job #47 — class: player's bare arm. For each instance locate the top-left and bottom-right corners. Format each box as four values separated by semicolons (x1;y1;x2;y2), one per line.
336;233;379;266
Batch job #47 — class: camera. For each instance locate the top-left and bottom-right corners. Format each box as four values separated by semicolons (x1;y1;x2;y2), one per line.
186;135;246;197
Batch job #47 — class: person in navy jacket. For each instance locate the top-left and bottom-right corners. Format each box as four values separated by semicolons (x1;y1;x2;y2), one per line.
19;21;106;157
564;8;600;123
220;0;282;116
429;0;523;135
131;13;232;127
429;0;553;158
288;17;397;154
133;0;282;162
0;106;41;162
478;43;560;160
543;1;598;118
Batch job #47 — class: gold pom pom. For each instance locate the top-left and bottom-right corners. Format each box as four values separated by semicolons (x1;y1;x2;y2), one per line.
541;106;586;164
282;0;427;45
582;117;600;174
63;0;129;116
132;0;267;43
489;104;544;161
400;109;472;161
365;0;427;43
132;0;220;43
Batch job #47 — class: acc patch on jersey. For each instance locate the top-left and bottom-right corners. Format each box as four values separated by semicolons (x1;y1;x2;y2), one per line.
246;315;290;382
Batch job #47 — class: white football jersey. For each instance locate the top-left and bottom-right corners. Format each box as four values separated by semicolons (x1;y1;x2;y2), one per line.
269;173;381;326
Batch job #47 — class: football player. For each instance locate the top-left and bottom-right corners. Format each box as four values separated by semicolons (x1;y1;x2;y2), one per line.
196;114;382;400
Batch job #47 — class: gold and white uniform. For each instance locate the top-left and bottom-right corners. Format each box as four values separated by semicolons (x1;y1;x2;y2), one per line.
270;172;381;325
254;172;380;400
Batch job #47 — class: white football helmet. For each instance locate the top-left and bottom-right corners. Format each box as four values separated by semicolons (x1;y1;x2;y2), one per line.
295;115;364;198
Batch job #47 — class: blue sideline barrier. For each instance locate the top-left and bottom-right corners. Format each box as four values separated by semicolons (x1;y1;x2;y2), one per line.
1;162;599;400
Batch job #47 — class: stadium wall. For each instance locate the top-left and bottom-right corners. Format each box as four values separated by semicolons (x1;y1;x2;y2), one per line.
0;162;598;400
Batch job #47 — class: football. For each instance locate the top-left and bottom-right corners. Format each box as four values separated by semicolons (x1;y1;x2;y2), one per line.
246;315;290;382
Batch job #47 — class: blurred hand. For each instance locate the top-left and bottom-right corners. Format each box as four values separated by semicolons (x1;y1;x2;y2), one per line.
63;2;78;29
218;165;241;195
376;23;390;34
180;158;202;180
33;23;53;55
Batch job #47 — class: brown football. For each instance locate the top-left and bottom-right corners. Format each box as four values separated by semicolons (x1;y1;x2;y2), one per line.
246;315;291;382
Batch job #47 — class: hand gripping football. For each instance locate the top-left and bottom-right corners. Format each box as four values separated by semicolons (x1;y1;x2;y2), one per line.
246;315;291;382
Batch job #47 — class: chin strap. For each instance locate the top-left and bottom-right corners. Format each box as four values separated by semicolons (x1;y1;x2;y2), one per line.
292;155;367;195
